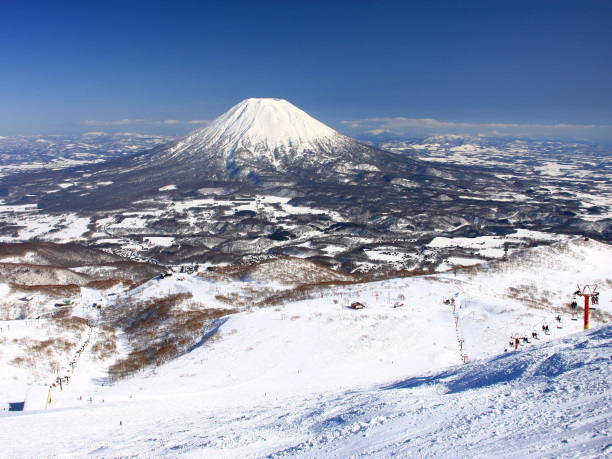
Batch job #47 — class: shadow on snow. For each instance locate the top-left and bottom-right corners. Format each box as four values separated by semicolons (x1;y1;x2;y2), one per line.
382;326;612;394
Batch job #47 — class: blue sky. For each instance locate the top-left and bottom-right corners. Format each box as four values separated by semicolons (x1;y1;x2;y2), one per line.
1;0;611;140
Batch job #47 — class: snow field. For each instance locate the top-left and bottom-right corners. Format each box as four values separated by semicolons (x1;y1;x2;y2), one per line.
0;210;90;243
1;325;610;457
0;236;610;457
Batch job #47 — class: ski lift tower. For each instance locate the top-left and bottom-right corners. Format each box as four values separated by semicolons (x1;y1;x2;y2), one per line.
576;285;598;330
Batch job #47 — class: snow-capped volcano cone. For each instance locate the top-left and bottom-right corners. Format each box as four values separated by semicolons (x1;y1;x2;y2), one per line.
179;98;340;154
153;98;362;175
34;97;440;210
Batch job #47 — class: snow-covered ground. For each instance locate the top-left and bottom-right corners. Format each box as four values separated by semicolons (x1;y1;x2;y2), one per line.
0;237;611;457
377;136;612;222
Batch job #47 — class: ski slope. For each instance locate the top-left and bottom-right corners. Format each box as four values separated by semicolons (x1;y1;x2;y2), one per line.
1;326;610;458
0;237;611;457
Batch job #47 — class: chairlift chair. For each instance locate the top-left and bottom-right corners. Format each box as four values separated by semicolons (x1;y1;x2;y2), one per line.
571;310;578;321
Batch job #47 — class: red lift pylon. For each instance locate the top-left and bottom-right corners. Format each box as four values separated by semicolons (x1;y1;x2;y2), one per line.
575;285;599;330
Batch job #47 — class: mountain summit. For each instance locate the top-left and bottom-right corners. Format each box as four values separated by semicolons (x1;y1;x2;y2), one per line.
150;98;367;177
177;98;340;156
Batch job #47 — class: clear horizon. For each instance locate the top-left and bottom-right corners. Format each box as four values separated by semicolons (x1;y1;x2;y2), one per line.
1;1;611;141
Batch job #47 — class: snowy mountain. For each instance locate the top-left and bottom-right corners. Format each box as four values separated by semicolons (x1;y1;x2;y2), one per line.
122;97;414;187
1;100;611;457
1;235;610;457
5;98;504;212
1;99;609;265
167;98;343;161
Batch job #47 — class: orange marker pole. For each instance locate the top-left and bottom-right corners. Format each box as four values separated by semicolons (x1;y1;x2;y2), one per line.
584;295;590;330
